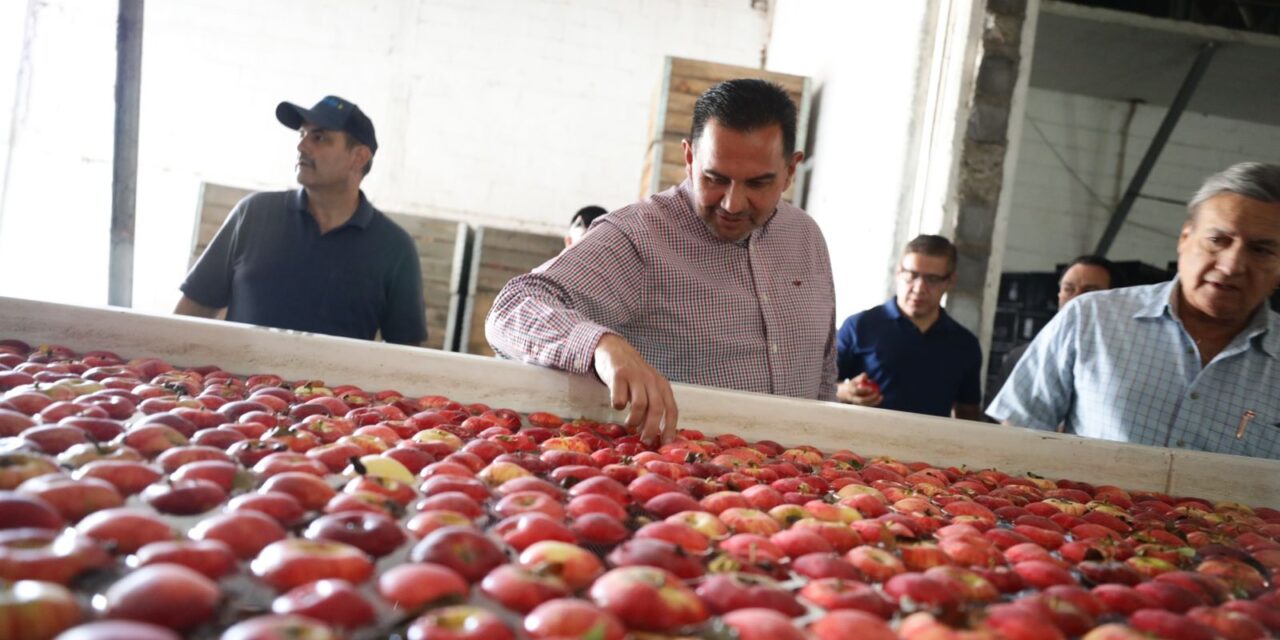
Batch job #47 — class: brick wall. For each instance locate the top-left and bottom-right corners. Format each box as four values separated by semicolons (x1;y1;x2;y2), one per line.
1004;87;1280;272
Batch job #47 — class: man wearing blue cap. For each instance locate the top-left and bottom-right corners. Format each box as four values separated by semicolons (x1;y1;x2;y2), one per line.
176;96;427;346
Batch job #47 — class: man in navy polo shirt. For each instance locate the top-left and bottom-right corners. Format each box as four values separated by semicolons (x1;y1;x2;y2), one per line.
175;96;427;346
835;235;983;419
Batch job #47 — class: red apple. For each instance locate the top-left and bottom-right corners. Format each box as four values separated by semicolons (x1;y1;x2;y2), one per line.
52;620;182;640
377;562;469;611
408;526;506;583
719;607;806;640
217;614;339;640
695;571;805;616
142;478;227;515
0;579;81;640
75;508;173;554
799;577;894;617
404;605;513;640
103;563;219;632
304;511;406;558
479;564;570;613
517;540;604;591
809;609;897;640
132;539;236;579
271;579;375;630
226;491;306;528
588;566;708;632
189;510;287;559
250;539;375;592
523;598;626;640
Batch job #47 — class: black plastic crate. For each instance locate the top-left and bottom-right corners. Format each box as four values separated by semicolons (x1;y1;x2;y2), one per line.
998;272;1059;313
992;309;1017;345
1110;260;1174;288
1014;311;1053;343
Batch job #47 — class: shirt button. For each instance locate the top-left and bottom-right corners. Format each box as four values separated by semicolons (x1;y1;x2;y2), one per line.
1190;392;1200;400
761;294;770;303
770;343;778;354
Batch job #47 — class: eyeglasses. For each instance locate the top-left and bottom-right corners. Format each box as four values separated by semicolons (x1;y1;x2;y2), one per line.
898;268;952;287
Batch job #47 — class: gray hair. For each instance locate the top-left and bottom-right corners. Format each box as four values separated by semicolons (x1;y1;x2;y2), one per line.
1188;162;1280;215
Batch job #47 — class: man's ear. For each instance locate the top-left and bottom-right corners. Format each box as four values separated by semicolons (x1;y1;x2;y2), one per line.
785;150;804;188
682;139;694;181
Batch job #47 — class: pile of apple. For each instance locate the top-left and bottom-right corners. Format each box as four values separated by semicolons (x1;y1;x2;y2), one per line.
0;339;1278;640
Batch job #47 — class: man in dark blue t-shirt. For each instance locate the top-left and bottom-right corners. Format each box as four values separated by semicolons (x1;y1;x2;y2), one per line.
835;235;982;419
175;96;426;346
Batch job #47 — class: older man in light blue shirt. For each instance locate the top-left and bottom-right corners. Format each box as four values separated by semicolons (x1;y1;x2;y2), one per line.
989;162;1280;460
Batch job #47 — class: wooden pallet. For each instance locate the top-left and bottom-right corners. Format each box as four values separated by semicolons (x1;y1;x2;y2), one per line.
189;183;466;351
641;57;812;202
459;226;565;356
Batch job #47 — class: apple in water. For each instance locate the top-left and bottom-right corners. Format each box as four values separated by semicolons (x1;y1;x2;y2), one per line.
303;511;407;558
408;525;506;583
102;563;220;632
52;620;182;640
479;564;570;613
517;540;604;591
0;579;81;640
377;562;469;611
76;508;174;554
809;609;897;640
271;579;376;631
523;598;626;640
188;510;287;559
218;614;340;640
588;566;708;632
250;539;375;592
404;605;513;640
695;571;805;616
132;539;237;579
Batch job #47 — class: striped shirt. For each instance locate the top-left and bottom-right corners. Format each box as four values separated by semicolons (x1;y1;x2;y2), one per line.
485;181;838;401
987;281;1280;460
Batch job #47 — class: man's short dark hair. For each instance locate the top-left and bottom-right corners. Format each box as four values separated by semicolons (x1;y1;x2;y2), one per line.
1061;255;1115;287
690;79;798;156
343;132;373;177
904;234;957;273
571;205;608;230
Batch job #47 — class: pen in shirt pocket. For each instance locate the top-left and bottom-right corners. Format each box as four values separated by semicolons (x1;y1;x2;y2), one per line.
1235;410;1256;440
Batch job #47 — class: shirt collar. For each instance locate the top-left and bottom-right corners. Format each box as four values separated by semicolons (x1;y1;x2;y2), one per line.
1142;279;1279;358
676;180;780;246
291;189;375;230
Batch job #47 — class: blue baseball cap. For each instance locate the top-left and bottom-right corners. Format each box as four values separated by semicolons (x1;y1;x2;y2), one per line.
276;95;378;154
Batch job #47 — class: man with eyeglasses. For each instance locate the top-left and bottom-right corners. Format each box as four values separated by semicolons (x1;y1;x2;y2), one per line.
835;235;983;420
988;163;1280;459
990;255;1115;397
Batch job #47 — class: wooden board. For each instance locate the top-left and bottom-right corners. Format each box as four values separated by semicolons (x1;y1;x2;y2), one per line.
3;295;1276;508
459;226;564;356
641;57;812;202
188;183;465;351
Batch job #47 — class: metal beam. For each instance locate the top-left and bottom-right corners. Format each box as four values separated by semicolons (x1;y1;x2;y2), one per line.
109;0;143;307
1094;40;1218;256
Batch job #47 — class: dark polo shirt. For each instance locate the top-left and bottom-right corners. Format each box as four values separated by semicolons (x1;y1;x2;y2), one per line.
836;298;982;417
181;189;426;345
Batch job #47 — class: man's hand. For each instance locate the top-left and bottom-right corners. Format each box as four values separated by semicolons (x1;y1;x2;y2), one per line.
836;373;882;407
593;334;678;446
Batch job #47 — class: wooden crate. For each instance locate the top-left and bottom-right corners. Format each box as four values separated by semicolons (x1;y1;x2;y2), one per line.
459;226;565;356
3;295;1277;508
641;57;812;202
189;183;466;351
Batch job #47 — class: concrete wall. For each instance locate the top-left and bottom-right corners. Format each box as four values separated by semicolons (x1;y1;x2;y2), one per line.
0;0;772;312
1004;87;1280;272
766;0;929;323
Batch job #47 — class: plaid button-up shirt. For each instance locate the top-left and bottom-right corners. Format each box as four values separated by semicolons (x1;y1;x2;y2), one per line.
988;281;1280;460
485;182;838;402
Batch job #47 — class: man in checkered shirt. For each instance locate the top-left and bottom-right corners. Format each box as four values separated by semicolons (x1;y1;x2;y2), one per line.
988;162;1280;460
486;79;837;446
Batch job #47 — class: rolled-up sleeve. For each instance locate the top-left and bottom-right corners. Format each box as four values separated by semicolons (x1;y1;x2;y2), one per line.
484;222;645;375
181;203;244;308
986;305;1079;429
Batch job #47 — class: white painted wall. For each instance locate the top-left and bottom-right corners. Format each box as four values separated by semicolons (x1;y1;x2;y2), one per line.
766;0;929;324
1005;87;1280;272
0;0;772;312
